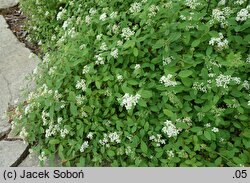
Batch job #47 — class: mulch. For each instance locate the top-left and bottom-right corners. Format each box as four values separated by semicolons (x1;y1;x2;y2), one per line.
0;5;40;55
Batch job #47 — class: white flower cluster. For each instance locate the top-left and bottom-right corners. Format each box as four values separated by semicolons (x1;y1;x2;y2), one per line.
60;128;69;138
193;82;210;93
38;151;47;162
167;150;175;158
57;8;66;20
211;127;219;133
121;27;135;40
76;95;86;105
110;11;118;19
82;65;90;74
246;55;250;63
185;0;200;9
215;74;231;88
163;57;172;66
87;132;94;139
149;134;166;147
148;5;159;17
80;141;89;152
234;0;247;5
76;79;87;91
117;74;123;82
162;120;179;138
120;93;141;110
94;54;105;65
100;13;107;21
160;74;177;87
100;42;108;51
176;117;192;127
20;127;28;140
99;132;121;146
236;8;250;22
242;80;249;89
211;7;232;27
125;146;132;155
129;2;142;13
110;48;119;59
209;33;228;51
134;64;141;70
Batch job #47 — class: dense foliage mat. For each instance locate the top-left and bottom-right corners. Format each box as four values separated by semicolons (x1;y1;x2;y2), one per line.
10;0;250;166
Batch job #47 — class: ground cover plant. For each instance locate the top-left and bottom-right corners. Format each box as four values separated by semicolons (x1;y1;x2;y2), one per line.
9;0;250;166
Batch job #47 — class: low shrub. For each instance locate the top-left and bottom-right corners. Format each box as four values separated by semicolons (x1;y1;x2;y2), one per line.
11;0;250;166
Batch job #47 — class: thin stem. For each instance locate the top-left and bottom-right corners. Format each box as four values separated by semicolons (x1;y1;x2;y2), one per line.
206;0;212;13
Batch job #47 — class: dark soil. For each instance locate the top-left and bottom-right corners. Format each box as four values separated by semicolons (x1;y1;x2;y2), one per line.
0;5;40;55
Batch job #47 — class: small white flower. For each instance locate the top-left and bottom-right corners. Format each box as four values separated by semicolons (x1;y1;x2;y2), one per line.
129;2;142;13
134;64;141;70
80;141;89;152
236;8;250;22
87;132;94;139
110;48;119;59
110;11;118;19
96;34;103;41
211;127;219;133
117;40;123;46
100;13;107;21
85;15;91;25
163;57;172;65
167;150;175;158
117;74;123;82
120;93;141;110
108;132;120;143
204;123;211;128
80;44;86;50
121;27;135;40
162;120;179;138
185;0;200;9
89;8;97;15
100;42;108;51
160;74;177;87
82;65;90;74
76;79;87;91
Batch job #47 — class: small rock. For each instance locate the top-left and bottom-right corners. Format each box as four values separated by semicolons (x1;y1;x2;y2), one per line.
0;0;19;9
0;140;28;167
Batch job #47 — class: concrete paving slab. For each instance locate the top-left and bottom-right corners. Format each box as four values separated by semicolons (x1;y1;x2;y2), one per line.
0;15;38;141
0;140;28;166
0;0;19;9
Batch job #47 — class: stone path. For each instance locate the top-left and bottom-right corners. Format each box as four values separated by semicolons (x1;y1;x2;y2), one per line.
0;1;40;167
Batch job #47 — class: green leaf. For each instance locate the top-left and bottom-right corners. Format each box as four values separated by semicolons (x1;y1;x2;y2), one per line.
191;39;200;47
204;131;211;140
107;150;115;157
139;90;153;99
215;157;222;166
133;47;139;57
190;127;202;133
179;70;193;78
163;109;176;120
123;40;135;49
70;103;78;116
153;39;165;49
49;139;60;145
242;129;250;138
140;141;148;154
